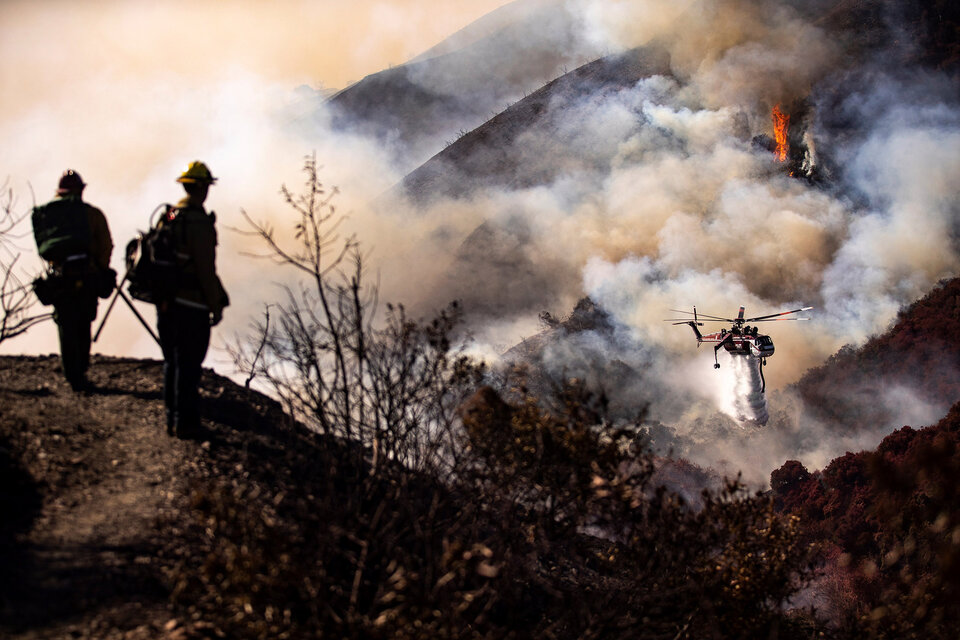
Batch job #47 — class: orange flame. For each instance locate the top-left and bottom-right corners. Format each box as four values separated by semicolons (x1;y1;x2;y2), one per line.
772;104;790;162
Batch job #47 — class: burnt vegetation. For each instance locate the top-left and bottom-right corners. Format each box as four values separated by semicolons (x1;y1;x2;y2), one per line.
771;403;960;638
794;277;960;429
160;161;960;638
162;160;960;638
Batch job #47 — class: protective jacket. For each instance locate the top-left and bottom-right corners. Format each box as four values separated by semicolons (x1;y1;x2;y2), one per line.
32;194;113;391
84;202;113;271
37;195;113;271
161;196;229;314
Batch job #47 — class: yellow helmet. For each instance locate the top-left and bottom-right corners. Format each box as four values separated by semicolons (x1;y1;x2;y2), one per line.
176;161;217;184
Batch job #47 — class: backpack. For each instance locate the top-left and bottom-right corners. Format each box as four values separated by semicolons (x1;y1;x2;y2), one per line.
32;196;92;262
126;205;182;304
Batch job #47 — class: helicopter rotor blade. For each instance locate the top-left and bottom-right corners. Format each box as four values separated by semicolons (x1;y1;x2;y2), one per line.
667;309;733;322
744;306;813;322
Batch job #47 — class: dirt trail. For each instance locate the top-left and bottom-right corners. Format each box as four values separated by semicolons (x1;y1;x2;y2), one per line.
0;354;269;639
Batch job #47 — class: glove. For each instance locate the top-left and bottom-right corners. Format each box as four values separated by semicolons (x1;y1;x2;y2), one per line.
210;309;223;326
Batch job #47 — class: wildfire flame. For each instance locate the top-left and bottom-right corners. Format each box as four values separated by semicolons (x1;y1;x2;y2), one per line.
772;104;790;162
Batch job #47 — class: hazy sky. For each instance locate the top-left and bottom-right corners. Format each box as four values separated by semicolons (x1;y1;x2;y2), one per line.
0;0;512;116
0;0;512;359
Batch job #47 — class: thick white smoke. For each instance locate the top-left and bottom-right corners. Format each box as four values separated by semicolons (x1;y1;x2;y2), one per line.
0;1;511;361
373;0;960;479
0;72;402;362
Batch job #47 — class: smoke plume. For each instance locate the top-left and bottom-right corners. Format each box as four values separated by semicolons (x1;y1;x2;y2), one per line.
374;0;959;479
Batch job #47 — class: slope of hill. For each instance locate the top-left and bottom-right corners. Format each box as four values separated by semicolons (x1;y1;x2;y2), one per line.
392;45;672;322
793;276;960;430
500;297;650;417
327;0;601;168
398;45;672;205
331;0;958;177
395;0;959;207
770;401;960;634
2;336;957;637
0;354;825;639
0;355;302;639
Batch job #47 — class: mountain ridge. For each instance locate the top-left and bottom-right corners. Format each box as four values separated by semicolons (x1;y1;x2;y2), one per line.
397;45;673;205
327;0;598;169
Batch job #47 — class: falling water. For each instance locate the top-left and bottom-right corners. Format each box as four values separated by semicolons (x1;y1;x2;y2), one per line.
730;355;769;426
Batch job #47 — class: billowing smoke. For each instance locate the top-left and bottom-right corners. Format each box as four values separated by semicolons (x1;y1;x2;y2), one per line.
371;0;959;479
2;0;957;483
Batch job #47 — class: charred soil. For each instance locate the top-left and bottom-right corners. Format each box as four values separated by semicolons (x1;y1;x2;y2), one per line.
0;354;302;639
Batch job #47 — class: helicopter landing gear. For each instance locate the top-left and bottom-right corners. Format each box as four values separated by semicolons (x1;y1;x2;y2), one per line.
713;333;734;369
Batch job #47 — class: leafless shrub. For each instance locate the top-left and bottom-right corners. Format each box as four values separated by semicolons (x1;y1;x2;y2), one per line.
173;369;820;638
230;155;483;482
0;180;49;344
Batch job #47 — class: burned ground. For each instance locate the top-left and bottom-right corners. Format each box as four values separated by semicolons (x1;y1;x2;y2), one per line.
0;354;305;639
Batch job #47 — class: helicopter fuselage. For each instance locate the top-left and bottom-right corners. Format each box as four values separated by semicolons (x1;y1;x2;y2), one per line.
684;322;776;359
706;327;775;358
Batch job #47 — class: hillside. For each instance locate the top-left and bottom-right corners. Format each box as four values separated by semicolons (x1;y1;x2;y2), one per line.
0;354;827;639
0;355;309;639
3;331;958;637
331;0;958;178
770;402;960;634
395;0;959;206
793;277;960;430
398;45;672;205
394;45;672;322
327;0;599;169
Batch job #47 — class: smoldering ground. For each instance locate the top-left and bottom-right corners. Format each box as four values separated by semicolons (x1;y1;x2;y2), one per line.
2;0;958;483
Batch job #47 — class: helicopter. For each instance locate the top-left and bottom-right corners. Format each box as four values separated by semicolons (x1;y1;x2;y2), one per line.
665;305;813;392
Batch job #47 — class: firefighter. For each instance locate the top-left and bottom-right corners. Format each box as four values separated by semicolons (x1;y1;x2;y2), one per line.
32;170;113;391
156;161;229;438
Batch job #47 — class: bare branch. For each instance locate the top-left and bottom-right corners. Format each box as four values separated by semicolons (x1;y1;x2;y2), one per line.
231;157;482;479
0;179;49;344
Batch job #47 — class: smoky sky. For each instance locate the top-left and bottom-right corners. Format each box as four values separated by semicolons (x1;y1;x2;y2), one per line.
0;0;511;359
